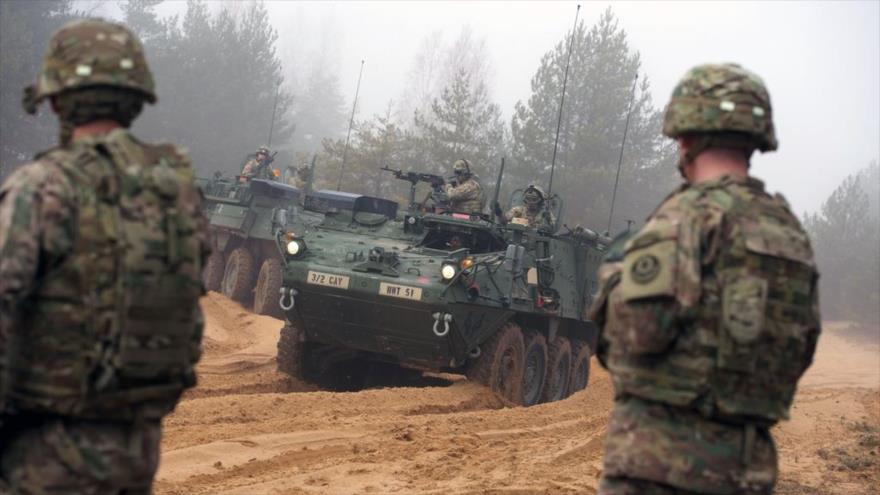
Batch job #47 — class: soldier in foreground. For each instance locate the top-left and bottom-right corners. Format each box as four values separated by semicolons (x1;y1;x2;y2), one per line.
0;19;208;493
590;64;820;494
505;184;555;230
444;158;485;214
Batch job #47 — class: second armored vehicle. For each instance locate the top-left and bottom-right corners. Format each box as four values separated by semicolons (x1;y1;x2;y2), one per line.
198;171;320;317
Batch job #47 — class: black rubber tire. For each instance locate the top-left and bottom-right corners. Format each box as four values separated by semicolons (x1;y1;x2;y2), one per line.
569;340;592;396
202;249;225;292
541;336;572;403
521;332;548;407
277;321;308;379
221;247;256;303
254;257;284;318
466;322;525;404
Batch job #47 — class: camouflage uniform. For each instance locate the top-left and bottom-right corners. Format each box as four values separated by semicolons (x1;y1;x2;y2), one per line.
241;147;272;179
590;64;820;495
0;19;208;494
286;165;310;189
444;159;485;214
505;185;555;230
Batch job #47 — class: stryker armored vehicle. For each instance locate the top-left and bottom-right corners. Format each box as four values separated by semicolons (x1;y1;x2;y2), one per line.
196;163;321;317
274;165;608;405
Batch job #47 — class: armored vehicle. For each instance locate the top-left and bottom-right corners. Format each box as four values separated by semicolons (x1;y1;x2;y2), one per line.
197;172;321;317
275;168;608;405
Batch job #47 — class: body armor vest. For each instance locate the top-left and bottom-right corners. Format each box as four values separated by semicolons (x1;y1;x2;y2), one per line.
601;178;818;426
8;130;204;420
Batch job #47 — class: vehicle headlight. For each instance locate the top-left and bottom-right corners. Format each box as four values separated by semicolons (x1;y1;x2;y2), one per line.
286;240;303;256
441;264;457;280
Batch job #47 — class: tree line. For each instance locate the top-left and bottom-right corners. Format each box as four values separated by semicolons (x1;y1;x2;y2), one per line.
804;161;879;323
1;2;876;322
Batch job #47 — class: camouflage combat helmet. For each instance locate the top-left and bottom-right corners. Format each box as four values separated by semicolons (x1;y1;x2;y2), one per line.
257;146;270;156
663;63;777;152
523;184;546;205
452;159;472;177
24;18;156;114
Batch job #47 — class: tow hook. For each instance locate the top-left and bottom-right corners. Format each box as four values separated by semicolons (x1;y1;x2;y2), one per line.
432;312;453;337
279;287;297;311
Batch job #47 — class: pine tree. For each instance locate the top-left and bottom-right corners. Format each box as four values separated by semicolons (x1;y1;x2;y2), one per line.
0;0;75;178
123;0;293;176
804;163;880;322
511;8;676;232
413;68;505;180
290;68;348;154
319;108;421;201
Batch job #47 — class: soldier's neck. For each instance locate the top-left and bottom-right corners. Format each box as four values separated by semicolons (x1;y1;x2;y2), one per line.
687;149;749;184
71;120;123;142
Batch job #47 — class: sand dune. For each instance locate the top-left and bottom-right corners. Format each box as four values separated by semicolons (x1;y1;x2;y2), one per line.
155;293;880;494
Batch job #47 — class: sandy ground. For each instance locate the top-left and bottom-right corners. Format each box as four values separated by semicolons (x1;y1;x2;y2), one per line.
154;293;880;494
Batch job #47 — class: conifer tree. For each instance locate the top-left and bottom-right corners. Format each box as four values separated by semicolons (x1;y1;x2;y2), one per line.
511;8;675;231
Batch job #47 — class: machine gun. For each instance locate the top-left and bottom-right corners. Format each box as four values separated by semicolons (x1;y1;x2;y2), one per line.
381;166;452;212
380;166;446;188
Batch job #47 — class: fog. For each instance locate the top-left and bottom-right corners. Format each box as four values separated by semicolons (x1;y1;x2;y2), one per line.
261;0;879;216
74;0;880;216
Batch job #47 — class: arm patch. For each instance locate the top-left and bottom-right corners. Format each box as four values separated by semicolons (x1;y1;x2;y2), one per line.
621;221;679;302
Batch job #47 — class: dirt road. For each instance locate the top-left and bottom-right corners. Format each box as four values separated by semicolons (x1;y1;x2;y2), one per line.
154;293;880;494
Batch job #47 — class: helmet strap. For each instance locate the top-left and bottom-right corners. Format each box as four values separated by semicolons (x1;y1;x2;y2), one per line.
59;121;74;146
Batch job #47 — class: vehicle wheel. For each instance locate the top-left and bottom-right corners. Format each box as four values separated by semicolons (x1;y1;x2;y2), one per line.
541;336;572;403
521;332;548;407
254;257;283;318
221;247;255;303
466;322;525;404
202;250;225;292
569;340;592;396
277;321;310;379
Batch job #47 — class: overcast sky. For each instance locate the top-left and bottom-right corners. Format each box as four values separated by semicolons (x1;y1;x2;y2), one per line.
94;0;879;216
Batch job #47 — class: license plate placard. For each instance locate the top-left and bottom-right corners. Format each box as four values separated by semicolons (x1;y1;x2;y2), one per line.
307;271;350;289
379;282;422;301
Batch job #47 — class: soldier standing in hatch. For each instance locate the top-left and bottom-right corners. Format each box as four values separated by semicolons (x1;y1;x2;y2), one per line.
0;19;208;493
590;63;820;495
241;146;273;179
444;158;485;214
286;164;310;190
505;184;555;230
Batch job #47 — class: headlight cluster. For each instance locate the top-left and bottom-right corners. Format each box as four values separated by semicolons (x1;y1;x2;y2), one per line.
286;239;305;256
440;257;474;281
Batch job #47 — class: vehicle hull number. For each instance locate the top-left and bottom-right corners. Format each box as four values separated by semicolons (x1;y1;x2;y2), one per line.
379;282;422;301
307;271;350;289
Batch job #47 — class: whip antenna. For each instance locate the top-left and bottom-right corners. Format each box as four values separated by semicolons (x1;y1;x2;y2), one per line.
338;59;365;190
548;4;580;195
267;82;280;147
606;73;639;235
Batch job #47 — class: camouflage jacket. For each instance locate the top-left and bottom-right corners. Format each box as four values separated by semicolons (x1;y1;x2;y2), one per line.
444;177;484;214
241;158;275;180
589;174;820;493
505;205;555;230
0;129;210;420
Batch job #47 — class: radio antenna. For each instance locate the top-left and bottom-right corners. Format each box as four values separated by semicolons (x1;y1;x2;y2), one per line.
606;73;639;235
338;59;365;190
267;82;280;147
548;4;580;195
